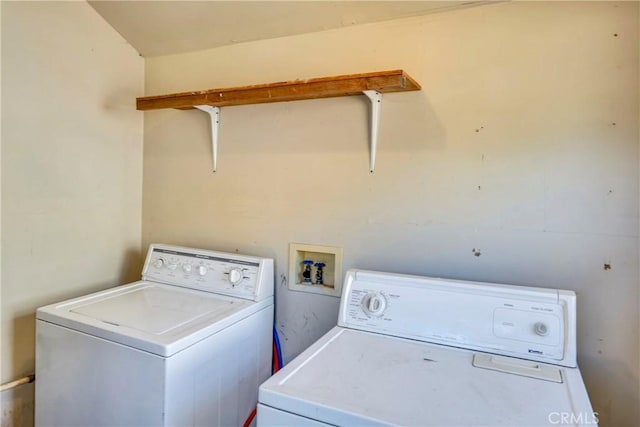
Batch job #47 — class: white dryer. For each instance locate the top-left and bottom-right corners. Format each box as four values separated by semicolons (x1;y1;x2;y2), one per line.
258;269;596;426
36;244;274;427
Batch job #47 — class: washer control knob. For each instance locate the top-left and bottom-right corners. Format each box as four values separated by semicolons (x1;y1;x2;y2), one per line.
362;292;387;317
534;322;549;336
153;258;164;269
197;265;208;276
182;263;192;273
228;268;244;286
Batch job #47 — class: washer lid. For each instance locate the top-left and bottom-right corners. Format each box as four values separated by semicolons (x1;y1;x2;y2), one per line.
70;285;234;335
259;327;595;426
37;281;271;357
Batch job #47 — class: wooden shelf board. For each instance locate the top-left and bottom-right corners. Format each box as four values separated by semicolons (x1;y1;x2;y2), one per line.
137;69;421;111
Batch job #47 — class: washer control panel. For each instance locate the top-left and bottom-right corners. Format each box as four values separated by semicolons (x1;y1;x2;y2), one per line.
142;244;273;301
339;269;577;367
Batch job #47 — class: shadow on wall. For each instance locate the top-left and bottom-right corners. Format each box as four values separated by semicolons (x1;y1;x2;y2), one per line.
196;89;446;158
373;91;447;153
3;312;37;427
9;314;36;389
580;351;638;426
120;247;145;283
1;247;143;427
1;382;35;427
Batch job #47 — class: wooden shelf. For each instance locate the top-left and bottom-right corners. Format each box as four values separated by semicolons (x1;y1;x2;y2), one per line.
136;70;420;111
136;70;421;172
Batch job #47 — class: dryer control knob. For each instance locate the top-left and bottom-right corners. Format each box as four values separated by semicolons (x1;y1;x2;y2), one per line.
153;259;165;269
182;264;192;273
362;292;387;317
534;322;549;336
228;268;244;286
197;265;208;276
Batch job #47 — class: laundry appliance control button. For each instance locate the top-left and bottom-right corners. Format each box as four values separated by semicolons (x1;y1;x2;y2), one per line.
197;265;208;276
362;292;387;317
153;259;165;269
534;322;549;336
228;268;245;286
182;264;192;273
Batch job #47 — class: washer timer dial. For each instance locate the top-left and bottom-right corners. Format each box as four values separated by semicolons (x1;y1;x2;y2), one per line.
361;292;387;317
228;268;246;286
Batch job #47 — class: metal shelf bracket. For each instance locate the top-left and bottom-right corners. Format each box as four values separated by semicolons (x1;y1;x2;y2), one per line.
363;90;382;173
194;105;220;172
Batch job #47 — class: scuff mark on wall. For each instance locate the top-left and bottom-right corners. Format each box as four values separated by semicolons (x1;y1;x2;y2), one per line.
277;326;289;342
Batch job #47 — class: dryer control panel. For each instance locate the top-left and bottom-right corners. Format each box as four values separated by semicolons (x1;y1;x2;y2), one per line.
338;269;577;368
142;244;273;301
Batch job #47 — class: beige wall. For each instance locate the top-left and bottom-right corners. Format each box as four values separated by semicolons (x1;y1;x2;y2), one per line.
143;2;639;426
1;1;143;424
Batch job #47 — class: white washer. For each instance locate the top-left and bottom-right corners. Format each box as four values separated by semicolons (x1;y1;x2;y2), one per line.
36;244;274;427
258;269;597;426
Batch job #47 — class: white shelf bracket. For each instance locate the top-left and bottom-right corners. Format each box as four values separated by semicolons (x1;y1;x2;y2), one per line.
363;90;382;173
194;105;220;172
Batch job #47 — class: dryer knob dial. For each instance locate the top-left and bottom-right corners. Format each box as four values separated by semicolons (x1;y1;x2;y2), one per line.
534;322;549;336
153;258;165;269
362;292;387;317
198;265;208;276
228;268;244;286
182;264;192;273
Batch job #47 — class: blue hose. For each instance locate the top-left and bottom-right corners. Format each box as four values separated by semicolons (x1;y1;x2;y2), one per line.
273;326;283;368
